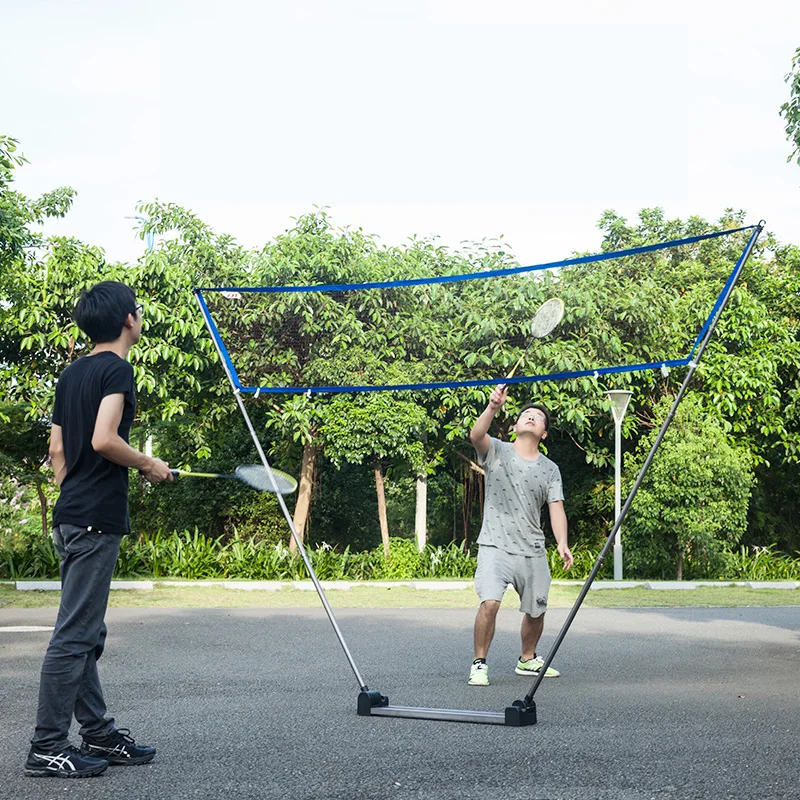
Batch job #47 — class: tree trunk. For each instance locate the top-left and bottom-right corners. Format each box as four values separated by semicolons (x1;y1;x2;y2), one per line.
414;473;427;552
676;549;684;581
291;442;318;553
462;465;477;551
374;459;390;559
35;476;48;537
458;459;486;552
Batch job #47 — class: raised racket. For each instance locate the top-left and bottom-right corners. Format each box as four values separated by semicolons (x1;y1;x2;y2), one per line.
501;297;565;387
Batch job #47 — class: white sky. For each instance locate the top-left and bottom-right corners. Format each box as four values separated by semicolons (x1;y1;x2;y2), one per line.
3;0;799;266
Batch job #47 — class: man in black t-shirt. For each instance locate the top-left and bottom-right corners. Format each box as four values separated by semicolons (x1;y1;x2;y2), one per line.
25;282;173;779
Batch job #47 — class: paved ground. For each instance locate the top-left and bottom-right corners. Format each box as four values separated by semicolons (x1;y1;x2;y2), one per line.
1;605;798;800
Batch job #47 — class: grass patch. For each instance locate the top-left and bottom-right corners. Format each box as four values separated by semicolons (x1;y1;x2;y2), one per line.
1;582;799;610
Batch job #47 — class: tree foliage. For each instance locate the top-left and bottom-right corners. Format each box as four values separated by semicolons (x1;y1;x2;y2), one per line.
0;135;75;273
780;46;800;165
625;397;755;580
3;139;800;571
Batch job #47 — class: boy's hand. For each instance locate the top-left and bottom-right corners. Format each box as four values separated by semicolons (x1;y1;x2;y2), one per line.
140;457;173;484
488;385;508;412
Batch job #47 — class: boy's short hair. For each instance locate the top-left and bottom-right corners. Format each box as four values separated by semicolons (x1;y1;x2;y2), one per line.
73;281;137;343
516;403;551;431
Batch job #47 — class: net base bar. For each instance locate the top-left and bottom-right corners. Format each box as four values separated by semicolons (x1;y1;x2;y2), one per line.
357;691;537;726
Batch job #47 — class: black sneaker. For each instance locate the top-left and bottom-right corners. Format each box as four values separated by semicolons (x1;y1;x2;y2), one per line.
25;745;108;778
80;728;156;765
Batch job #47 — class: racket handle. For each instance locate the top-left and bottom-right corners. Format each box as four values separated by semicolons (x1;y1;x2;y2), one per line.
497;353;525;392
170;469;180;476
506;354;524;381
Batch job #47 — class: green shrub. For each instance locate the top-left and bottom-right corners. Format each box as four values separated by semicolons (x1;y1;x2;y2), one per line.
375;537;421;580
722;545;800;581
4;528;798;583
548;545;612;580
417;543;477;579
0;532;59;579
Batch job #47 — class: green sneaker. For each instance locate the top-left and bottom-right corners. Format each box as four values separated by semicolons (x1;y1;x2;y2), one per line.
468;661;489;686
515;656;560;678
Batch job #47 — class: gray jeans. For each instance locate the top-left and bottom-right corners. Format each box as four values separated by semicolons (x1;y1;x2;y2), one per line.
32;524;123;751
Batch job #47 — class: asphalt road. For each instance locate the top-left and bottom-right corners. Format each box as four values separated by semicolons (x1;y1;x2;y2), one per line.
1;605;798;800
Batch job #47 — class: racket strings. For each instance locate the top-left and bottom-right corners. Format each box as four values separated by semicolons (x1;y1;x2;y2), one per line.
529;298;565;338
235;465;297;495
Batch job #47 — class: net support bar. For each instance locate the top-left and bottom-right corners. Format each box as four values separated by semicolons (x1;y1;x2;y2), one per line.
194;292;371;694
515;220;766;716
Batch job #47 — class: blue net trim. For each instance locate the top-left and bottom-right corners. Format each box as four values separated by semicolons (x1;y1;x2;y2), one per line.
228;359;693;395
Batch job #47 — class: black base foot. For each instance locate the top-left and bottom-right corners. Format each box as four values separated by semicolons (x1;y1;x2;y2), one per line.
504;698;537;726
357;690;390;716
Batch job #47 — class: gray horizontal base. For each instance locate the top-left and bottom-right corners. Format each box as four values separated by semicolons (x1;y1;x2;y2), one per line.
369;705;506;725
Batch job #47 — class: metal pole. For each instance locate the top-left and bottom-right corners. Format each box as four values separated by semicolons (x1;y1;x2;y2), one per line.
606;390;632;581
193;291;370;692
521;221;765;703
614;417;621;579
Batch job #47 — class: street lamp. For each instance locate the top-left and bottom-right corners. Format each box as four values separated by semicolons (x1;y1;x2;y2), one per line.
606;389;632;581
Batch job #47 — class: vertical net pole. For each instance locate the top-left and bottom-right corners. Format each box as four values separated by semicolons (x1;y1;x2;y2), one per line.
193;291;370;692
522;221;766;703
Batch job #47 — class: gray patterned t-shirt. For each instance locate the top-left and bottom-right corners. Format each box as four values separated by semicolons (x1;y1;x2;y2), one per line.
476;438;564;556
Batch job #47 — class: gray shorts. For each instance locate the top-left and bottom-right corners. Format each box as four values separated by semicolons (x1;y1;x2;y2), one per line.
474;543;551;617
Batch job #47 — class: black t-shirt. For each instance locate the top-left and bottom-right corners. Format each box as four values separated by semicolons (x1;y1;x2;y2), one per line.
51;351;136;533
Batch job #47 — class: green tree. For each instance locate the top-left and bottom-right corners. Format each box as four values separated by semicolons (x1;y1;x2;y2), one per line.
0;149;258;537
321;390;434;557
780;46;800;165
625;397;755;579
0;136;78;531
249;210;388;547
0;135;75;274
127;200;254;462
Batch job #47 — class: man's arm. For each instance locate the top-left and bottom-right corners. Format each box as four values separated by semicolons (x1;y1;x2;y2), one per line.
49;425;67;488
92;394;173;484
469;386;508;459
549;500;573;570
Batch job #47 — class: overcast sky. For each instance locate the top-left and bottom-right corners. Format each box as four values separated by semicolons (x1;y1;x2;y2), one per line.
4;0;799;267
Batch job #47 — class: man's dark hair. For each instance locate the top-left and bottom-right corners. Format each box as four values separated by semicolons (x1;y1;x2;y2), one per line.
516;402;550;431
73;281;137;343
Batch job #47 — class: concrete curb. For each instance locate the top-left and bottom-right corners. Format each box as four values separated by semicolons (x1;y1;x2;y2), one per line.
15;580;155;592
9;579;800;592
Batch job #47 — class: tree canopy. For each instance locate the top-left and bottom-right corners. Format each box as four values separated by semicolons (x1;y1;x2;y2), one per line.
2;139;799;576
780;46;800;165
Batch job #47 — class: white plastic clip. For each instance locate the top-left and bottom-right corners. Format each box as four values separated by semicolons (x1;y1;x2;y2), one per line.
305;389;312;398
593;371;600;380
254;388;261;399
660;364;669;378
688;360;697;369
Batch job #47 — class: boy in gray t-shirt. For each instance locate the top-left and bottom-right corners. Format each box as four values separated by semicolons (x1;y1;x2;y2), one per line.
468;386;574;686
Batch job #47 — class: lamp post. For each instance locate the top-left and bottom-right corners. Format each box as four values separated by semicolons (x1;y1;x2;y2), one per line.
606;390;632;581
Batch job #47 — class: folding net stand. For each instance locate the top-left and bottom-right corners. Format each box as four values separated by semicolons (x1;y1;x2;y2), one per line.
194;220;764;727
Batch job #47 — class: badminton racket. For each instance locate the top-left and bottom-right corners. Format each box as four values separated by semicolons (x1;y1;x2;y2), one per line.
501;298;565;388
169;464;298;495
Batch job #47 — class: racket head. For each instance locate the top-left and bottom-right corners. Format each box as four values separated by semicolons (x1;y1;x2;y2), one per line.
529;297;565;338
234;464;298;495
